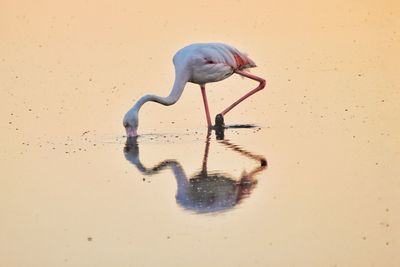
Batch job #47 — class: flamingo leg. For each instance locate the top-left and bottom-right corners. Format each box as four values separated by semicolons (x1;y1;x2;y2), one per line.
200;85;212;127
220;70;266;116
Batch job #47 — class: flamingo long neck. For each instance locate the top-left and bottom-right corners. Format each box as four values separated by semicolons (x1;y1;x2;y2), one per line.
133;70;188;112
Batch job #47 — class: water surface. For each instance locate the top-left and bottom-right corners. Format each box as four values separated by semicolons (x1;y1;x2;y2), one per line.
1;1;399;266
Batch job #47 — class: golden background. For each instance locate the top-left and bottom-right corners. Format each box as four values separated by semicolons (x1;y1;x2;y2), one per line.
1;1;399;266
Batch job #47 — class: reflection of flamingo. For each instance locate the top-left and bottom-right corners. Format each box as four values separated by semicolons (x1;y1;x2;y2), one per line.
123;43;266;137
123;130;267;213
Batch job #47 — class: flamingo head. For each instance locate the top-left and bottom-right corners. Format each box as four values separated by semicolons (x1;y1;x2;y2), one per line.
123;109;139;137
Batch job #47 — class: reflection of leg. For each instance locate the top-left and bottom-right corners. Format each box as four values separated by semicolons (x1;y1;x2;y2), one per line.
219;139;267;167
236;172;259;204
215;124;225;140
220;70;266;116
201;130;212;172
214;114;225;128
200;85;212;128
219;138;267;202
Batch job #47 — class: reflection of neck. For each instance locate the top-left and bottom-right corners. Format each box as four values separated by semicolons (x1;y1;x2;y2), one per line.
124;143;189;193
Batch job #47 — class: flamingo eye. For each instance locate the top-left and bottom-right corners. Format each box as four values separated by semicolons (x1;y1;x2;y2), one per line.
204;58;214;64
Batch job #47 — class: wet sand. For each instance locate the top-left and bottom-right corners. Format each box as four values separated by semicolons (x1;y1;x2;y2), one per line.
1;1;399;266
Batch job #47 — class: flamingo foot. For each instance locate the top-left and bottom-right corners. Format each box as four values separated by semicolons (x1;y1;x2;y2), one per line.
214;114;225;140
260;158;267;166
215;114;225;128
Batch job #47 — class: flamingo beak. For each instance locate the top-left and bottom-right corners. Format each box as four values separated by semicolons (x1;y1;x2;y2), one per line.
125;126;138;137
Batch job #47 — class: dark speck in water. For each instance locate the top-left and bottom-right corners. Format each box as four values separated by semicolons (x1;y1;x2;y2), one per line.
87;237;92;241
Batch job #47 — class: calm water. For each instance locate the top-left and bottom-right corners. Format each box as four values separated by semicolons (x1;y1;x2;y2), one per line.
1;1;399;266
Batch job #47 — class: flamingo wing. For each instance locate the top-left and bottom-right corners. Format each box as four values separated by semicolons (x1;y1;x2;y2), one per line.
197;43;256;70
174;43;257;84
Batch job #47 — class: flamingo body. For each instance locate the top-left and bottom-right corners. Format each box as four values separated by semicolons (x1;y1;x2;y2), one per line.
174;43;256;85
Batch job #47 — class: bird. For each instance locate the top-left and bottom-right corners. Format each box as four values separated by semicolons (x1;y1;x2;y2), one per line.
123;43;266;137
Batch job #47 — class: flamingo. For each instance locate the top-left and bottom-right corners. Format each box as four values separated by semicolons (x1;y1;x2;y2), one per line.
123;43;266;137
